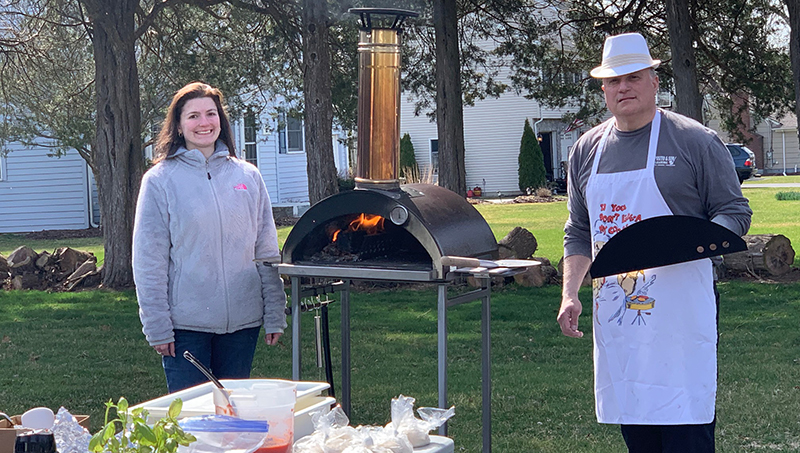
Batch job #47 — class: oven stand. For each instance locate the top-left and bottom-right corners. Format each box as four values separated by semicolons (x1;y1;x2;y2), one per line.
288;275;493;453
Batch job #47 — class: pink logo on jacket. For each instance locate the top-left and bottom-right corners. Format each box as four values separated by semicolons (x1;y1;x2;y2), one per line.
234;183;248;191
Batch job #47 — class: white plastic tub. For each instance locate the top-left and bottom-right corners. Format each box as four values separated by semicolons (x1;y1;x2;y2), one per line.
131;379;330;420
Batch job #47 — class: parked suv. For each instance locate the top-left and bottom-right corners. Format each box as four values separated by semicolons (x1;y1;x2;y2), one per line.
725;144;756;183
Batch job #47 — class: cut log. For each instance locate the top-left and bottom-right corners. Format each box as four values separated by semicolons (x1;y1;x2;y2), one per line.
498;227;538;260
53;247;94;275
466;274;508;288
0;253;9;276
10;272;41;290
35;251;52;269
64;258;99;291
514;256;557;287
7;246;38;269
497;244;515;260
723;234;795;276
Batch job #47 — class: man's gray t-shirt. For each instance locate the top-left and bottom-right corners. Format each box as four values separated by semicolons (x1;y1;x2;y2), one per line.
564;109;752;258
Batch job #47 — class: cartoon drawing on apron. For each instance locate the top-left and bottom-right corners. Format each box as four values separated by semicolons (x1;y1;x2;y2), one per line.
587;111;718;425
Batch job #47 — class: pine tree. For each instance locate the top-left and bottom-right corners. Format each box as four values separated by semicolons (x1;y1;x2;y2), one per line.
518;119;546;193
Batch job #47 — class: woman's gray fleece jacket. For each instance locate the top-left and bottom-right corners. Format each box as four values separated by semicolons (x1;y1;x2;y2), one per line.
133;143;287;346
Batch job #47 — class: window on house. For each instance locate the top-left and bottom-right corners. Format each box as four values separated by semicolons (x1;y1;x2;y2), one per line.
278;113;304;154
430;139;439;175
243;114;258;167
542;68;582;85
144;121;161;161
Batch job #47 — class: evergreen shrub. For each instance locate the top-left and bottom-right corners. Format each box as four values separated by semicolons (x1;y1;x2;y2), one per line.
399;133;419;180
518;119;547;192
775;191;800;200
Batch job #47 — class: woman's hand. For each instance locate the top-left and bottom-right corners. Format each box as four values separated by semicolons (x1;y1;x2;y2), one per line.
154;342;175;357
264;332;282;346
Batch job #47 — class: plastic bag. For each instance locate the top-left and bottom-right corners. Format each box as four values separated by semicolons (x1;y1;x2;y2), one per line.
178;415;269;453
358;426;411;453
53;407;91;453
387;395;454;448
293;397;453;453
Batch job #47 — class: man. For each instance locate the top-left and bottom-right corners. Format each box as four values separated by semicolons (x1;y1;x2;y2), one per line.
558;33;752;452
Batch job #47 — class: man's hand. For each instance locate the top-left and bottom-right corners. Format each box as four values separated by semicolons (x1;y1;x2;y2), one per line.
265;332;283;346
559;254;591;338
558;297;584;338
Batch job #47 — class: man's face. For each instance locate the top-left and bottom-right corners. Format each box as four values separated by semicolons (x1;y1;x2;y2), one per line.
602;69;659;128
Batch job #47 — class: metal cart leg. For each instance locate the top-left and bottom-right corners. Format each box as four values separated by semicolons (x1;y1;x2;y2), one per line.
341;280;352;417
481;278;492;453
437;283;448;436
292;277;301;381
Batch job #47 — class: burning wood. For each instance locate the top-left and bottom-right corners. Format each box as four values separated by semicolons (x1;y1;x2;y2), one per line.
312;214;396;262
331;213;385;242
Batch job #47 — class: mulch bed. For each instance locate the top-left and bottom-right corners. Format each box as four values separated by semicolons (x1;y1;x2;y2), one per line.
468;195;568;204
21;228;103;240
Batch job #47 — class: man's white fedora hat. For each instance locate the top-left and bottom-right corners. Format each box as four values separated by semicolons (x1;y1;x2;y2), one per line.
590;32;660;78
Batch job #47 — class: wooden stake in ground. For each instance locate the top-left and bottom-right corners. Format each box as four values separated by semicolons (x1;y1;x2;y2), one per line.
723;234;796;276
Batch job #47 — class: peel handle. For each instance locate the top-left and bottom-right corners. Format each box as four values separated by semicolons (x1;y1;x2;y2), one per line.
440;256;482;268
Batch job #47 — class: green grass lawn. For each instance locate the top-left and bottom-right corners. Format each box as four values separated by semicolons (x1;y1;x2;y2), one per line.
1;187;799;451
743;174;800;184
1;283;798;452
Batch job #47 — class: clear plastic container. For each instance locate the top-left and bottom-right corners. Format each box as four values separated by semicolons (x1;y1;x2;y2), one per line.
222;380;297;453
178;415;269;453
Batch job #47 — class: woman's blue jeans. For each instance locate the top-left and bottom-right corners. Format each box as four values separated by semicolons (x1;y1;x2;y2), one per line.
162;326;261;393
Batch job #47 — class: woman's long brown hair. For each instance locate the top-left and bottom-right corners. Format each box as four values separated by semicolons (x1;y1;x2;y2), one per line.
153;82;236;163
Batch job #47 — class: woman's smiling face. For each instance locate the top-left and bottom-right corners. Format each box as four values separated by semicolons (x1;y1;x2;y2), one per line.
178;97;221;158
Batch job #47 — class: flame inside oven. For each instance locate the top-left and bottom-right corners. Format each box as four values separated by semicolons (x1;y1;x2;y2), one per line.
332;213;386;242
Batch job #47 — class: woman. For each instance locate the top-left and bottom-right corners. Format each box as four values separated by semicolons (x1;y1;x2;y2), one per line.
133;82;286;393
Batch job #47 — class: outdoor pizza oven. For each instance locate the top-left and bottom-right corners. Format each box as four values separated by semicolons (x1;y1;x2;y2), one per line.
280;8;498;281
281;183;499;280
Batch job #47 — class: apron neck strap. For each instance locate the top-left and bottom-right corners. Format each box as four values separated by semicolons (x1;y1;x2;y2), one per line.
591;110;662;175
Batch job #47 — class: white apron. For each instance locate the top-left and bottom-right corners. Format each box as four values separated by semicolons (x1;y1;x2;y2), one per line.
587;111;717;425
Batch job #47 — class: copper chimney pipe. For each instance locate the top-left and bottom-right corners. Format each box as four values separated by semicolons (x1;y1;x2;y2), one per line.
350;8;418;191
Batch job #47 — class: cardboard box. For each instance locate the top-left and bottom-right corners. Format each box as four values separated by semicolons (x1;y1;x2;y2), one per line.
0;414;89;453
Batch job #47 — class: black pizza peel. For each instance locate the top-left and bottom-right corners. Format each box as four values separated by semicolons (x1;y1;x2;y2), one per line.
589;215;747;278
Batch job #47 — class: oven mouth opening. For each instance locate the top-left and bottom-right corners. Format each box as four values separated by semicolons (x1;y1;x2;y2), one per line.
291;212;433;269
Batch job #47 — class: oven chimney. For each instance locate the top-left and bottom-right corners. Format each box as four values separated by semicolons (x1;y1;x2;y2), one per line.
349;8;418;191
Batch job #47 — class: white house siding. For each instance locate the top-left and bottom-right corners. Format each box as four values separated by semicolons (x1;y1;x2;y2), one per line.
400;92;578;195
773;120;800;174
276;151;309;203
0;143;90;233
258;125;309;205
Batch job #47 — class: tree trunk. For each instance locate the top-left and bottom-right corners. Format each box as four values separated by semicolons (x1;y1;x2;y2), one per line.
723;234;796;276
433;0;467;196
787;0;800;146
82;0;144;289
302;0;339;205
665;0;703;122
